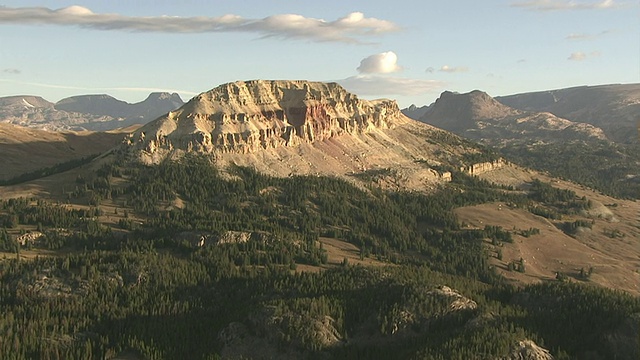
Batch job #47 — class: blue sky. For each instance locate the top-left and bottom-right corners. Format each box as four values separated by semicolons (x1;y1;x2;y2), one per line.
0;0;636;107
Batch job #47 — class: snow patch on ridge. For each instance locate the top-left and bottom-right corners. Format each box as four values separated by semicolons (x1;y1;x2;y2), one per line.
22;99;35;108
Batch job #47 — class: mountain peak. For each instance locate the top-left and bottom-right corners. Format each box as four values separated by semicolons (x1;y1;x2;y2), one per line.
181;80;357;116
0;95;54;109
143;92;183;102
423;90;515;131
127;79;406;163
55;94;129;117
418;89;606;143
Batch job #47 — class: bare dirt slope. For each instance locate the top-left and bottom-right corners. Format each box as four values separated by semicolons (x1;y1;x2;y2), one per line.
454;164;640;295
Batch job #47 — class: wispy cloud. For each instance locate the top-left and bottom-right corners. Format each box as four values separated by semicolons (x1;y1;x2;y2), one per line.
566;30;611;40
2;68;21;74
0;78;199;97
425;65;468;73
512;0;620;11
567;51;601;60
357;52;402;74
338;75;444;96
0;6;399;43
438;65;469;73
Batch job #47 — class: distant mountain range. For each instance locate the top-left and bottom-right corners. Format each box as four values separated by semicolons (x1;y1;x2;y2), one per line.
409;89;606;145
403;83;639;144
0;92;184;131
402;83;640;198
496;84;640;144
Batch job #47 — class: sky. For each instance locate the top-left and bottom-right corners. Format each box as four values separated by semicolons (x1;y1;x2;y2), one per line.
0;0;637;107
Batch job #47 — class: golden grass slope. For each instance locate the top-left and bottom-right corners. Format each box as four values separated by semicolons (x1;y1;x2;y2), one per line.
454;164;640;296
0;123;136;180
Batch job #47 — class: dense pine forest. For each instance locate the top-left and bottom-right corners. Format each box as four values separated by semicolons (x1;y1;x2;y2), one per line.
0;155;638;359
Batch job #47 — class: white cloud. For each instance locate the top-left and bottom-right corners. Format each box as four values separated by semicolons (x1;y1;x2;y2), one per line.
568;52;587;61
512;0;620;11
338;75;444;96
0;6;399;43
357;52;402;74
566;33;591;40
439;65;469;73
567;51;601;60
566;30;611;40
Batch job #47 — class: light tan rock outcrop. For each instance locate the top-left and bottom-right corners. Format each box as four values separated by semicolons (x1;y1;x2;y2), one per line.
123;80;502;192
129;80;406;161
502;339;554;360
461;159;506;176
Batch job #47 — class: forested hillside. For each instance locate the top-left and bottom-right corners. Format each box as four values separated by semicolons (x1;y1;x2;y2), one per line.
0;155;637;359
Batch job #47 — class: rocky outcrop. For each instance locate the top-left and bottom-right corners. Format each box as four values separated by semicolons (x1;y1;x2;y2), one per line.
218;305;343;359
177;230;272;247
119;80;497;192
385;285;478;336
502;339;554;360
16;231;44;246
217;231;253;245
17;268;89;298
427;285;478;312
127;80;406;163
461;159;506;176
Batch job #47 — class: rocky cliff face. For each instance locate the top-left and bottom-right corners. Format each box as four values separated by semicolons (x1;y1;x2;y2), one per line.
461;159;506;176
121;80;504;192
128;80;406;162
